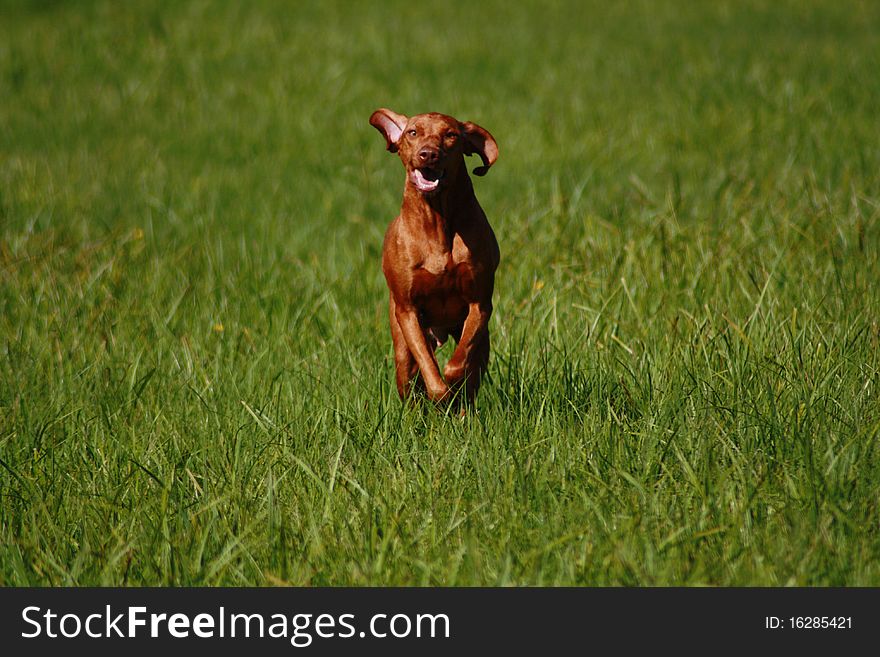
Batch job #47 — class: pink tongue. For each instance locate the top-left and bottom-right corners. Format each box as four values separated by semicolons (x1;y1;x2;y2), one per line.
411;169;439;191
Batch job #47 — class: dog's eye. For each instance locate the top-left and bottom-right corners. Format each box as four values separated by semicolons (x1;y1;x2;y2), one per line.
407;129;417;137
446;132;458;141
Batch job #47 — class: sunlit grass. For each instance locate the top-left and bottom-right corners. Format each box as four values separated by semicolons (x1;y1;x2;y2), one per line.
1;0;878;585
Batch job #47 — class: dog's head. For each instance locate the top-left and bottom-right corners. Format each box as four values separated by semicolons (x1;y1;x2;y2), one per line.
370;109;498;194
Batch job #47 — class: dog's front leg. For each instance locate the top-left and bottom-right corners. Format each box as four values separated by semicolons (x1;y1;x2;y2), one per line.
394;306;450;402
444;302;492;402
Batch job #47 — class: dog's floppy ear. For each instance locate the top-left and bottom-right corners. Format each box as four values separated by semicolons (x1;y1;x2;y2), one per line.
460;121;498;176
370;108;409;153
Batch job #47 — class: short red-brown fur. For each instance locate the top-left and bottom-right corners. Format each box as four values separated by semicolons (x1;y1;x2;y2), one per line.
369;108;500;407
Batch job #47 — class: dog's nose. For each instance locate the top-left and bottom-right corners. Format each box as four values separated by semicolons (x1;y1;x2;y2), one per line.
418;148;439;164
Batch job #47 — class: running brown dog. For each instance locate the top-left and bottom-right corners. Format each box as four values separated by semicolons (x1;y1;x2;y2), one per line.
369;108;499;407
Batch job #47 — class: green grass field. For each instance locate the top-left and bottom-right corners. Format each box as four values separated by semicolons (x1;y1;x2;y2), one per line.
2;0;879;586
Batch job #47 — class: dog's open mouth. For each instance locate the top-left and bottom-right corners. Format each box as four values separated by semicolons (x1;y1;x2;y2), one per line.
410;167;445;193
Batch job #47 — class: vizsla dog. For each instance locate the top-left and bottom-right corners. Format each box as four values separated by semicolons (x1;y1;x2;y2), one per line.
369;108;499;408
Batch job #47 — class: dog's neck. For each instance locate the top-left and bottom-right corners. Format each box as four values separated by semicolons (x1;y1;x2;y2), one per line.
401;167;476;249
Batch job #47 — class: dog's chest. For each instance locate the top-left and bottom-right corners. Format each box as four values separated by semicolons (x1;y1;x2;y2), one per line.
411;248;476;326
420;251;456;276
413;253;474;293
